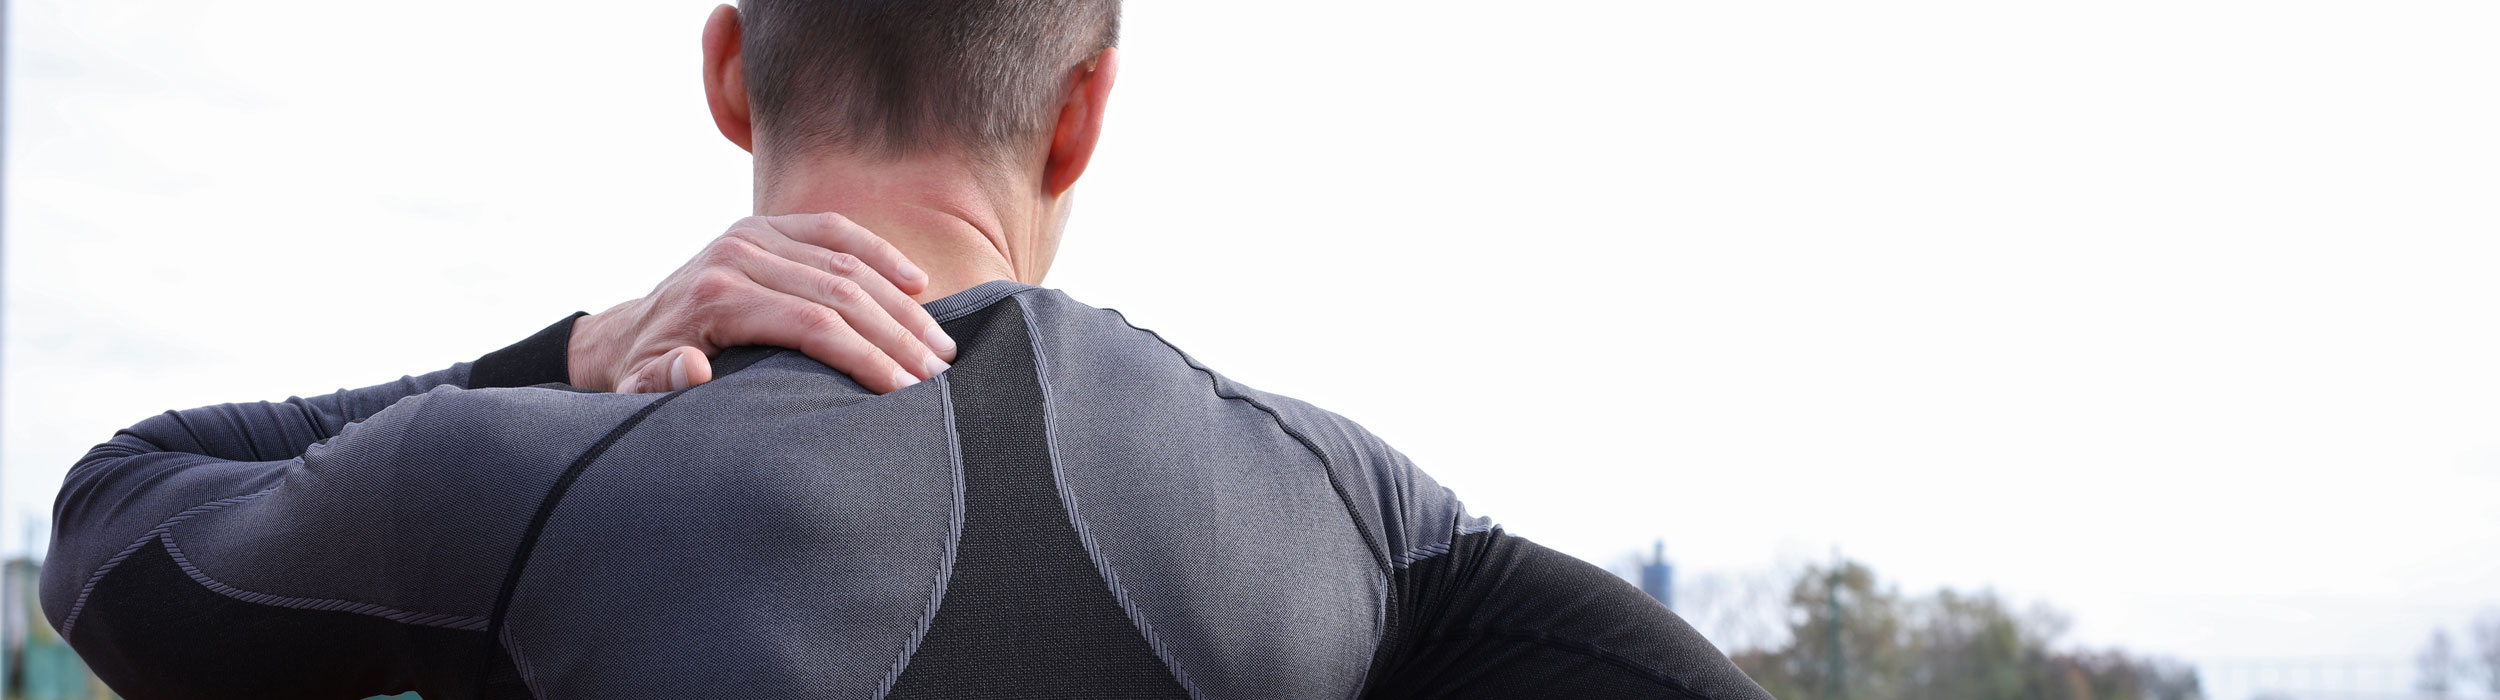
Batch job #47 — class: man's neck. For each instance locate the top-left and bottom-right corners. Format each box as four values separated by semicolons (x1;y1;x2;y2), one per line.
757;156;1036;303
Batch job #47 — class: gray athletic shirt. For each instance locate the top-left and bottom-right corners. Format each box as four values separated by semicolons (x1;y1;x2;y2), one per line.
43;281;1771;700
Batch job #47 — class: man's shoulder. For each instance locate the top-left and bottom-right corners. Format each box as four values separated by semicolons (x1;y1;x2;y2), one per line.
311;383;660;467
1011;285;1410;467
1007;288;1374;448
1011;287;1488;570
1206;377;1492;569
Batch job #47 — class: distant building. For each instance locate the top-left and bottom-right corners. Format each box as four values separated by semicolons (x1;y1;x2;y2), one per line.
1639;539;1672;610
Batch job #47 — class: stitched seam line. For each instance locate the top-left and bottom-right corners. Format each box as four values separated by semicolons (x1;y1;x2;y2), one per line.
1396;521;1500;569
875;374;968;700
926;281;1034;324
1097;303;1399;693
157;532;487;630
473;390;687;699
1421;629;1719;700
1017;297;1206;700
1098;306;1395;574
502;623;546;699
58;486;278;636
1395;541;1455;569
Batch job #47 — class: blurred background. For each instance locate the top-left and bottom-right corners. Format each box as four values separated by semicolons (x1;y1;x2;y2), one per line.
3;0;2497;698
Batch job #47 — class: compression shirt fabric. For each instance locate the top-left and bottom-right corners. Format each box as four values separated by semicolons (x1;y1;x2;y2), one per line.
42;281;1773;700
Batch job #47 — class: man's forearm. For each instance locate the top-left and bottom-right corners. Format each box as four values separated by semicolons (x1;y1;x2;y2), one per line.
79;311;588;468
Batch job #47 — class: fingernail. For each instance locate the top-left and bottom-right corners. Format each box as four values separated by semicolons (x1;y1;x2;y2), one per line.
923;355;951;379
923;327;957;356
891;370;921;391
668;352;692;391
899;263;926;282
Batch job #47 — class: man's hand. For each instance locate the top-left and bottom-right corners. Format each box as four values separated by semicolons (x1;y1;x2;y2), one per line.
568;213;958;394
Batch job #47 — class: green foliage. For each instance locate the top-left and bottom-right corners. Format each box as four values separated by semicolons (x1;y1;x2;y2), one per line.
1730;560;2199;700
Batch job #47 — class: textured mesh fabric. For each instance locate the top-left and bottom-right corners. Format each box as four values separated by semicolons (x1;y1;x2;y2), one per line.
887;300;1190;699
74;539;495;699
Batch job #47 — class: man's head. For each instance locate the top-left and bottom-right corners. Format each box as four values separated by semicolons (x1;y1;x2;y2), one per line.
737;0;1117;161
700;0;1121;286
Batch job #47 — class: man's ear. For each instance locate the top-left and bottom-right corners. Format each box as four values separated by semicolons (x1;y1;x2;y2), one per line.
1042;48;1120;197
702;4;755;153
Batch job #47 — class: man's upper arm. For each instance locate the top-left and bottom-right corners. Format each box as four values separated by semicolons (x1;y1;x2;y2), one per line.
44;383;650;699
1240;389;1772;699
37;314;605;698
40;387;475;698
42;368;471;634
1227;385;1490;575
44;314;579;621
1365;529;1776;700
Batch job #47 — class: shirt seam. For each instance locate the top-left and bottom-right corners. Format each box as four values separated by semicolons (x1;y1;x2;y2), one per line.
58;485;279;636
1090;302;1398;699
502;623;547;699
1395;521;1498;569
473;389;686;698
1016;296;1207;700
873;373;968;700
159;531;489;630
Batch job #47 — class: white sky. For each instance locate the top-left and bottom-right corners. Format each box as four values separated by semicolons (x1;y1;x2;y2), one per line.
6;0;2497;675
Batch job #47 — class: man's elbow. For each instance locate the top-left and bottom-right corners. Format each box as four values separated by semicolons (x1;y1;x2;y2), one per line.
37;525;98;637
44;422;197;630
42;451;131;632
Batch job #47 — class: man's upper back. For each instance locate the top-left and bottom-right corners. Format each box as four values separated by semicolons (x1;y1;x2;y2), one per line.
481;282;1477;697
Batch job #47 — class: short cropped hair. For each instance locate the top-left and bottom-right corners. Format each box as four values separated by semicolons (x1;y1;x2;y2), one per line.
740;0;1121;161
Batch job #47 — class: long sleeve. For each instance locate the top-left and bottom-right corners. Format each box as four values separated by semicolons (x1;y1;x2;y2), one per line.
1218;373;1775;699
1361;530;1776;700
38;313;586;699
61;310;576;474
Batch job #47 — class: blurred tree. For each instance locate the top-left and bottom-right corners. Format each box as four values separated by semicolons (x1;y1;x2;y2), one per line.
1728;558;2198;700
1729;560;1904;700
1901;589;2032;699
2418;627;2455;696
2474;611;2500;693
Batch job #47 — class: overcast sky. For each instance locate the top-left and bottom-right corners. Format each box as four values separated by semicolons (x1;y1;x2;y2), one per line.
7;0;2497;681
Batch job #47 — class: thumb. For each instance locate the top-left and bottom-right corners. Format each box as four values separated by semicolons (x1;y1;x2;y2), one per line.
617;346;715;394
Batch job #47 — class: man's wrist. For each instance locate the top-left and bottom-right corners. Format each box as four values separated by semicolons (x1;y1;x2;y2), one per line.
567;299;649;391
471;312;588;389
567;308;615;390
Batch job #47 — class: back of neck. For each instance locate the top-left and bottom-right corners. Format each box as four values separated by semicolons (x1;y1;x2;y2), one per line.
757;156;1035;302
